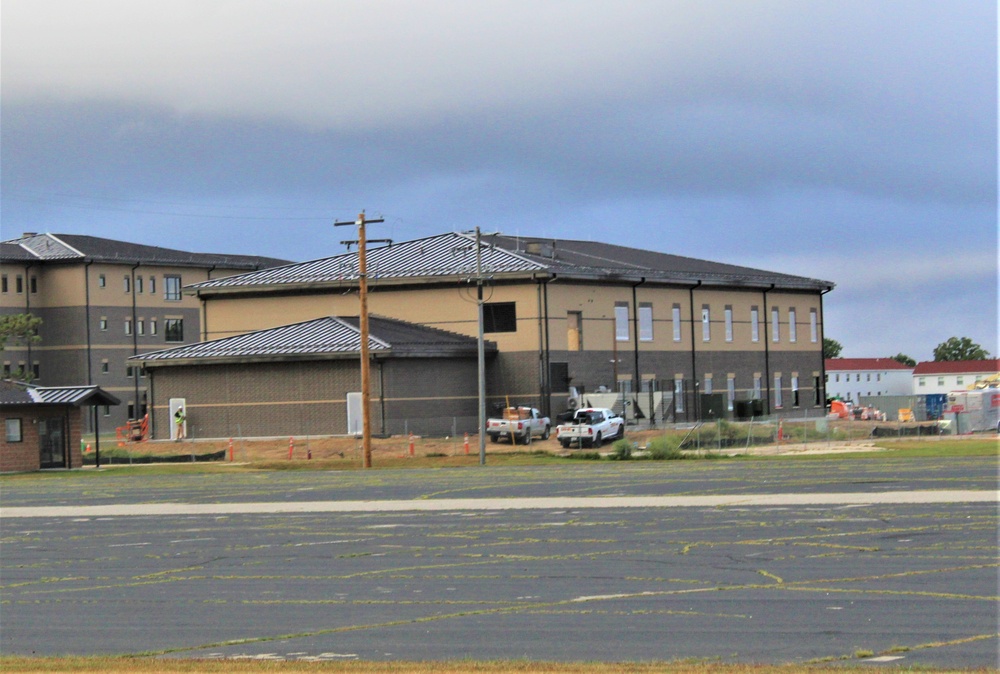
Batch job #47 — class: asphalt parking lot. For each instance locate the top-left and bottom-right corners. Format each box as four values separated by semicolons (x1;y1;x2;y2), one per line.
2;457;998;668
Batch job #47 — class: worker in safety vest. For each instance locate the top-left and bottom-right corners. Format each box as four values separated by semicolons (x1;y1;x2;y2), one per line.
174;406;186;441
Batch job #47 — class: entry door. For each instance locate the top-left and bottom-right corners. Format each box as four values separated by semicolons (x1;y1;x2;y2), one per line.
39;417;66;469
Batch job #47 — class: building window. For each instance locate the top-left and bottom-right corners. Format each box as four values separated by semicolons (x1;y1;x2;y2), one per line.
614;303;629;342
100;318;108;331
125;319;133;335
140;367;147;379
937;376;945;386
791;375;800;407
810;309;818;343
567;311;583;351
149;276;156;294
137;320;145;336
918;377;925;387
724;306;733;342
101;362;109;374
727;375;736;411
483;302;517;333
835;373;840;382
165;318;184;342
30;276;37;294
16;275;23;294
672;304;682;342
32;363;40;380
2;363;10;378
774;374;783;408
753;375;762;400
124;275;130;293
772;307;780;342
703;375;712;395
150;319;158;336
136;276;143;294
751;306;759;342
126;366;134;378
674;378;684;413
957;376;964;385
98;274;106;288
103;405;111;417
701;306;711;342
1;275;7;293
638;303;653;342
788;308;797;343
814;376;822;406
5;418;23;443
164;275;183;301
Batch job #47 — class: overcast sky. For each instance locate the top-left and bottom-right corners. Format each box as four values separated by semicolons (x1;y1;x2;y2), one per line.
2;0;996;362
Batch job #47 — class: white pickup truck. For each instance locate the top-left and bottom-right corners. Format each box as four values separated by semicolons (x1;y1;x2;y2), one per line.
556;408;625;448
486;407;551;444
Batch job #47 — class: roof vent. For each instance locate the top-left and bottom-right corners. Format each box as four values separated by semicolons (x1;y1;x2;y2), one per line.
524;240;556;259
22;232;37;238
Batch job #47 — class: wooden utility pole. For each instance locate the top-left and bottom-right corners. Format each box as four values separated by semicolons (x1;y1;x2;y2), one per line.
334;211;385;468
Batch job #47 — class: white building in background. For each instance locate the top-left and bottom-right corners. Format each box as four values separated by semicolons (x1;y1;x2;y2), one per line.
824;358;913;403
912;359;1000;395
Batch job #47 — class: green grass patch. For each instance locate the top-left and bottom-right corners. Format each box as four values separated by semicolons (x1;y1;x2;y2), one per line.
5;655;981;673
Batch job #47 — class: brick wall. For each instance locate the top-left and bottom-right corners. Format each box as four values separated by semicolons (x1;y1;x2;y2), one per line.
1;406;83;472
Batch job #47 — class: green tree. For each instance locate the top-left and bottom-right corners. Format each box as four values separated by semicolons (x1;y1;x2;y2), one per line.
933;337;991;362
823;337;843;359
890;352;916;367
0;313;43;381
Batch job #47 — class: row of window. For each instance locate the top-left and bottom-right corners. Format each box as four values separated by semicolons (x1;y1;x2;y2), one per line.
0;273;185;299
830;373;883;383
662;373;818;412
100;317;184;341
918;376;981;387
611;304;819;346
0;274;37;294
97;273;184;300
2;363;40;379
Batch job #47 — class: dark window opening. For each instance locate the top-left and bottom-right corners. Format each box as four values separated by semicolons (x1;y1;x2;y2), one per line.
165;318;184;342
483;302;517;333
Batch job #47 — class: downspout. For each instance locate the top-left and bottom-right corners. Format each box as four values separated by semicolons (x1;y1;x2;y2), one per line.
378;359;386;437
688;281;702;422
819;286;833;407
203;266;216;341
131;263;140;420
631;278;646;419
84;261;93;384
24;264;33;371
762;284;775;415
537;278;553;417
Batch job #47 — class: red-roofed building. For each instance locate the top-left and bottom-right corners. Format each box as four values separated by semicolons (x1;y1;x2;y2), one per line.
825;358;914;402
912;360;1000;395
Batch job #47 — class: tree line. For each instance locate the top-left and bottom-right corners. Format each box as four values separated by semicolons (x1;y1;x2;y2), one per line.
823;336;992;365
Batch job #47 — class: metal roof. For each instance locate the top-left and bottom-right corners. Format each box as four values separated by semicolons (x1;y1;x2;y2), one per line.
187;231;833;294
133;315;493;365
188;232;544;291
0;233;289;270
0;380;121;407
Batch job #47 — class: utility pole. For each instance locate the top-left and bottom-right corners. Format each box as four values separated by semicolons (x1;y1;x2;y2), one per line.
334;211;386;468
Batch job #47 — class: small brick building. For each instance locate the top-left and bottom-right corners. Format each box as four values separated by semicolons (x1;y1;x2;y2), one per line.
132;315;496;439
1;380;120;472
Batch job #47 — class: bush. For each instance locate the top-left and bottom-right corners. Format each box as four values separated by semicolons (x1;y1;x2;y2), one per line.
609;439;633;460
645;435;684;460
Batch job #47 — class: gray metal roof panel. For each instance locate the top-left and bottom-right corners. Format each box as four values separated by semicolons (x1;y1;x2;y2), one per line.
0;380;121;406
187;231;833;292
0;233;289;270
133;314;490;363
188;232;546;290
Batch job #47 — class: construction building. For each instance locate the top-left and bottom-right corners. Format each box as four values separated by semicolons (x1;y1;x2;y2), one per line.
136;232;833;438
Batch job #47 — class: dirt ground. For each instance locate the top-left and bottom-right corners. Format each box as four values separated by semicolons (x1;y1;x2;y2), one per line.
108;428;886;465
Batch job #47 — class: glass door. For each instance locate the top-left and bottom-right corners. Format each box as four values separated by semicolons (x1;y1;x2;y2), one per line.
39;417;66;468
